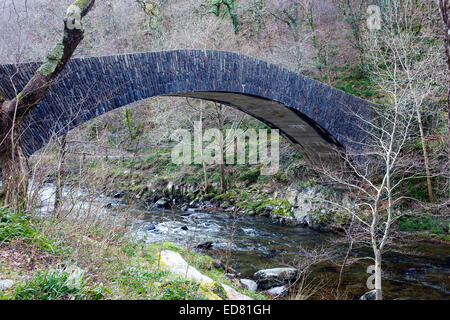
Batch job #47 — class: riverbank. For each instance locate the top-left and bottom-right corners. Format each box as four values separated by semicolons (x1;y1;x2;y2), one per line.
0;207;266;300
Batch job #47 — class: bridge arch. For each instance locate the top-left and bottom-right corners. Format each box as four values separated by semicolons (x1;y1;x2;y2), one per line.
0;50;371;163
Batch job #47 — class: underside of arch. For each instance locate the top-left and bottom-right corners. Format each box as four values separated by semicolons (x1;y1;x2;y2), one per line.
169;91;343;164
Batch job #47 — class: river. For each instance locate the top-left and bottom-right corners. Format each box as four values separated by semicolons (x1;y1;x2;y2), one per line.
37;185;449;300
130;206;449;300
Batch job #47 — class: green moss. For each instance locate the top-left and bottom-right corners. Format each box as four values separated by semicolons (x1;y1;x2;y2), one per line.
269;198;291;217
238;169;260;183
37;37;65;76
333;64;378;98
73;0;89;8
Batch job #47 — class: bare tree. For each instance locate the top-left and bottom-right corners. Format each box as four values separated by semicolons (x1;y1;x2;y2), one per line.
439;0;450;159
344;1;446;205
184;99;245;194
213;102;228;193
312;23;430;296
210;102;246;194
0;0;95;210
317;99;415;300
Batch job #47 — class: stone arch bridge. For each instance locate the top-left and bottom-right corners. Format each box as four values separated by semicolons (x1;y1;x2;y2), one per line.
0;50;372;163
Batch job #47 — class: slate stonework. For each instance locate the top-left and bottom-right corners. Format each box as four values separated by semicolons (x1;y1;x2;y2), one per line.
0;50;372;161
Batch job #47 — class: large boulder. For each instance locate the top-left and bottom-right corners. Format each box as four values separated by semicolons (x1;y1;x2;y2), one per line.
289;186;334;231
254;267;297;290
221;284;253;300
159;250;213;284
240;279;257;292
159;250;252;300
196;241;213;250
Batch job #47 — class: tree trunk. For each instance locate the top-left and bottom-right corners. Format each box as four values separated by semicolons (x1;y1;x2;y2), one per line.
220;162;227;193
0;127;29;211
0;0;95;210
374;250;382;300
202;160;209;193
198;110;209;194
336;215;354;300
214;103;228;193
416;109;434;203
54;134;67;214
439;0;450;160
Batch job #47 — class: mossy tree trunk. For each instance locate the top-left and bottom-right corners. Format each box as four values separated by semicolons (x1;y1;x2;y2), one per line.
0;0;96;211
0;125;29;210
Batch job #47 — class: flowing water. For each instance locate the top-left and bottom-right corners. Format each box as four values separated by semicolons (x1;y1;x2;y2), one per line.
130;206;449;300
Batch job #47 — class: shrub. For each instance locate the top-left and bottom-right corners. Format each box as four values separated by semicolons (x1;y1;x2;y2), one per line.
238;169;260;184
398;216;447;234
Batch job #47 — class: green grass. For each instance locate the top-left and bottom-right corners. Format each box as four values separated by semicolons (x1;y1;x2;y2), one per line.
0;208;56;253
12;267;104;300
333;64;378;98
116;261;217;300
398;216;449;236
118;267;170;296
1;239;259;300
159;280;207;300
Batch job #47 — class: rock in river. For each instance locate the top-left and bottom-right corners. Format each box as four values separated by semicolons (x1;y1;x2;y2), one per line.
196;241;213;250
264;285;288;298
143;224;156;231
154;198;170;209
254;267;297;290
